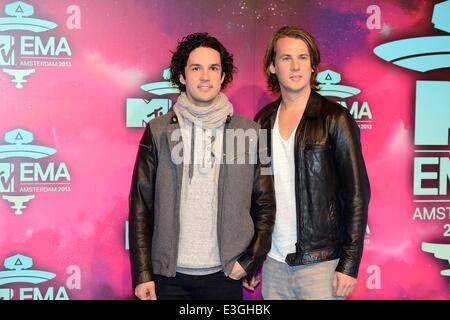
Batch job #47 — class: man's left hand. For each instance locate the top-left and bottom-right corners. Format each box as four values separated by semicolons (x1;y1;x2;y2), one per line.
228;261;247;280
332;271;356;297
243;275;260;291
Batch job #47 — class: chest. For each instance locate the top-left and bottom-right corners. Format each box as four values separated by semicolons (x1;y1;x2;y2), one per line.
272;110;331;147
277;107;304;141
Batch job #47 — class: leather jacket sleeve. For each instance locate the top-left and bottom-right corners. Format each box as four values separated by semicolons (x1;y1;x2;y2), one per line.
331;110;371;278
238;134;276;279
129;125;158;288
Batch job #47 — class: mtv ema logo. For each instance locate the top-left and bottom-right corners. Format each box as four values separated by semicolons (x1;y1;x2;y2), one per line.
0;1;72;88
0;254;81;300
0;128;71;215
317;69;373;130
374;1;450;284
126;67;179;127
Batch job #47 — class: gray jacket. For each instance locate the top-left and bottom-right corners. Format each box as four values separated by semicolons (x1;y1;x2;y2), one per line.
129;112;276;287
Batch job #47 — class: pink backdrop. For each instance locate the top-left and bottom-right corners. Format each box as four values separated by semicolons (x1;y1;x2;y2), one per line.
0;0;448;300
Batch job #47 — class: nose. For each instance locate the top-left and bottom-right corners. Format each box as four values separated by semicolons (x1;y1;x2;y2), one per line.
200;69;210;81
291;59;300;71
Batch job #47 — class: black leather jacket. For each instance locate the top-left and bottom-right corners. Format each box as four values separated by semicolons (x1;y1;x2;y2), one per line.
254;91;370;278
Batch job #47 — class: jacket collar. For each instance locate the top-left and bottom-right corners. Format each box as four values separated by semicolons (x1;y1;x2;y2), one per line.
304;90;324;118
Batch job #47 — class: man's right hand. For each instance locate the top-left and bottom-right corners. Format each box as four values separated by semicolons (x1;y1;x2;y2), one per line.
135;281;157;300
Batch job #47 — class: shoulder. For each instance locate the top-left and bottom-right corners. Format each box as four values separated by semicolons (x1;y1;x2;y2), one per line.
145;111;176;135
317;94;353;123
254;97;281;124
230;114;261;130
139;111;176;147
314;94;359;137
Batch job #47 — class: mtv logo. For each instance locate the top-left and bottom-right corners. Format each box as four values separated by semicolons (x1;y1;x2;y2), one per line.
0;35;15;66
317;69;341;85
0;163;14;192
0;1;57;33
0;288;13;300
432;0;450;33
126;98;171;127
5;1;34;18
0;253;56;285
4;254;33;270
415;81;450;145
2;194;34;215
422;242;450;277
317;69;361;98
5;128;34;144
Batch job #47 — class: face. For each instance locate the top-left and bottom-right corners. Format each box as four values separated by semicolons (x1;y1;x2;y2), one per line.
269;37;313;95
179;47;225;107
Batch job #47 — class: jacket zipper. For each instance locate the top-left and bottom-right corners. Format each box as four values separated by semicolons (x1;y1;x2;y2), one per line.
171;117;182;277
217;119;229;274
293;114;307;263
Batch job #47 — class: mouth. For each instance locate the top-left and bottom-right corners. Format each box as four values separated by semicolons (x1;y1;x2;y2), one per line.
290;75;302;80
198;84;213;91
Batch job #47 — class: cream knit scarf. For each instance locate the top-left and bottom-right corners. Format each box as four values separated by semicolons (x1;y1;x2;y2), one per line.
173;92;233;129
173;92;233;182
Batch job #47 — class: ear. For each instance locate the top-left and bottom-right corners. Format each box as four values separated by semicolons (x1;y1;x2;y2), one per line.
220;72;225;84
269;63;276;74
179;73;186;85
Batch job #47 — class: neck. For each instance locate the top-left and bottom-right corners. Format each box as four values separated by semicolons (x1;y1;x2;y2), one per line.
280;86;311;110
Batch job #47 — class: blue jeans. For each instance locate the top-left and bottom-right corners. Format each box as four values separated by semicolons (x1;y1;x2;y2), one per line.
262;256;344;300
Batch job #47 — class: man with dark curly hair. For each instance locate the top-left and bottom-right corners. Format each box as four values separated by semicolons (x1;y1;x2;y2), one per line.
129;33;275;300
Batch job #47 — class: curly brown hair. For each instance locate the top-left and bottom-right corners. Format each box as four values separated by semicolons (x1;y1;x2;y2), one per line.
169;33;235;92
264;26;321;93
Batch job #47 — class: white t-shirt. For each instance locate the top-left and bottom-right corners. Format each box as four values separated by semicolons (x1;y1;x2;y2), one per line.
268;106;298;263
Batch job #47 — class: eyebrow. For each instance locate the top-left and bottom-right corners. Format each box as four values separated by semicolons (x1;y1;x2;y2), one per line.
187;63;221;67
280;53;310;57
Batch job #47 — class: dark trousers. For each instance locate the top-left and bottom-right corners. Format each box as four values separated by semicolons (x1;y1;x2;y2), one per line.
153;271;243;300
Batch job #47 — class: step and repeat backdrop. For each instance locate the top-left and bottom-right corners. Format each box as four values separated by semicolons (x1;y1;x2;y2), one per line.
0;0;449;300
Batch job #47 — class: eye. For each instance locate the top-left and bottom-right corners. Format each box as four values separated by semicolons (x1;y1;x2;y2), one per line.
192;66;200;71
281;56;290;61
